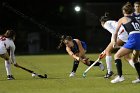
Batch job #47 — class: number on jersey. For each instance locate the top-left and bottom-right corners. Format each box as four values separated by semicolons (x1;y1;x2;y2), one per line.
131;22;140;30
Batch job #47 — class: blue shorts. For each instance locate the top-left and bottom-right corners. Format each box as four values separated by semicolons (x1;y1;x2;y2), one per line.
123;33;140;50
81;41;87;50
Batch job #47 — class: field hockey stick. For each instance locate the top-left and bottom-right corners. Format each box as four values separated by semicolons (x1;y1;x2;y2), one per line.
14;64;47;78
82;51;106;78
82;58;101;78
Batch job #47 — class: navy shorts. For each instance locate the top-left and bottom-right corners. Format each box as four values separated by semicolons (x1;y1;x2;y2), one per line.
123;33;140;50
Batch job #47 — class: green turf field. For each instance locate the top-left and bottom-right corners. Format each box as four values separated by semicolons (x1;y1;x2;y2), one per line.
0;54;140;93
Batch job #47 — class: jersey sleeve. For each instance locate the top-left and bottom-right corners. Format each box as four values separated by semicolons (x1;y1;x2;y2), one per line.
104;21;116;34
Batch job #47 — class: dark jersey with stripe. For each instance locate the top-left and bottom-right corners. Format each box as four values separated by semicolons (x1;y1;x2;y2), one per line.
122;16;140;34
132;12;140;23
70;40;79;54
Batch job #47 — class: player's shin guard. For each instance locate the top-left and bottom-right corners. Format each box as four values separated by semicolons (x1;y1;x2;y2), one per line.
71;61;79;72
5;60;12;75
115;59;122;77
106;56;112;73
134;62;140;78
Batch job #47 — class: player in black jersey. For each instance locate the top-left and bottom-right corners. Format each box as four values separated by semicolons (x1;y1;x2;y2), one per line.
133;1;140;23
133;1;140;62
58;36;104;77
111;2;140;83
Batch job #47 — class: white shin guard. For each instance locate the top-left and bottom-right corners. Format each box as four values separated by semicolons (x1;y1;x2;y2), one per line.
106;56;112;73
5;60;12;75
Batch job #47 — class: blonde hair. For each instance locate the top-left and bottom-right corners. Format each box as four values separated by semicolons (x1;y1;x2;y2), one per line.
134;1;140;5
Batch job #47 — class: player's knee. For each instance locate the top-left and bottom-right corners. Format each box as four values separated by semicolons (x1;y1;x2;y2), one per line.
105;50;111;56
114;53;121;59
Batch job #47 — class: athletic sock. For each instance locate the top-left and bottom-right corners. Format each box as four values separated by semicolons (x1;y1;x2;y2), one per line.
115;59;122;77
106;56;112;73
72;61;79;72
134;62;140;78
128;59;135;68
5;60;12;75
89;61;101;66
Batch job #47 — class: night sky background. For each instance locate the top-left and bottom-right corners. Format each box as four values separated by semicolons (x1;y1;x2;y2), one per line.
0;0;139;54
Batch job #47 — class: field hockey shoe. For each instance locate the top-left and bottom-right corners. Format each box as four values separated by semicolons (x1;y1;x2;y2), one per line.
7;75;15;80
99;61;105;71
111;75;124;83
132;78;140;83
69;72;75;77
104;71;114;78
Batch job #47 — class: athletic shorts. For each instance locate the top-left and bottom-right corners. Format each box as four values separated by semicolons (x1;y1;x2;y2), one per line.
123;33;140;50
0;45;7;54
81;41;87;50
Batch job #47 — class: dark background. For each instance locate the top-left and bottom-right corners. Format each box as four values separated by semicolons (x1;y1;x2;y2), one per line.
0;0;138;54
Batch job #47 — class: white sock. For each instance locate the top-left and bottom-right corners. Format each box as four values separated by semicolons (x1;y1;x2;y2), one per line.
128;59;135;68
5;60;12;75
106;56;112;73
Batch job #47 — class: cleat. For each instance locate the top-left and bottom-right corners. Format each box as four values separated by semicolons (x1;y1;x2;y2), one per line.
69;72;75;77
7;75;15;80
104;71;114;78
132;78;140;83
111;75;124;83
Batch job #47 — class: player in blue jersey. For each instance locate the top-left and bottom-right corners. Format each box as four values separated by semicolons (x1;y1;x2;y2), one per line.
58;35;104;77
111;2;140;84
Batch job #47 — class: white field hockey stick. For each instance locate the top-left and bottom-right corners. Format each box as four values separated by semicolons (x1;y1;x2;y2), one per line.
82;51;106;78
82;58;101;78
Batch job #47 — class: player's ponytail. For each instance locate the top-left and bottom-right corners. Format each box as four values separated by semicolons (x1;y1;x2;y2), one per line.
3;30;16;40
100;12;110;23
57;35;65;49
57;35;73;49
122;2;133;14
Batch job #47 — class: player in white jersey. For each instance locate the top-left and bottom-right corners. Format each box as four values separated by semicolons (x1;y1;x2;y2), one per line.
0;30;17;80
100;13;133;78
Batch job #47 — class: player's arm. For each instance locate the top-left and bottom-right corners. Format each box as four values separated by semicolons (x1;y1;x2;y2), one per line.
112;18;124;47
66;47;80;61
75;39;85;57
9;42;16;65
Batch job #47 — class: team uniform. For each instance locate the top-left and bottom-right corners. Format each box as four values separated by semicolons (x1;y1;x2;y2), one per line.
70;39;87;54
132;13;140;61
103;20;128;42
103;20;129;77
132;12;140;23
0;36;16;79
122;16;140;50
111;16;140;84
69;39;104;77
0;36;15;56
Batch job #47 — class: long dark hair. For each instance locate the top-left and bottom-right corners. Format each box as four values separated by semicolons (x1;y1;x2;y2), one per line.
57;35;73;49
100;12;110;23
3;30;16;40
